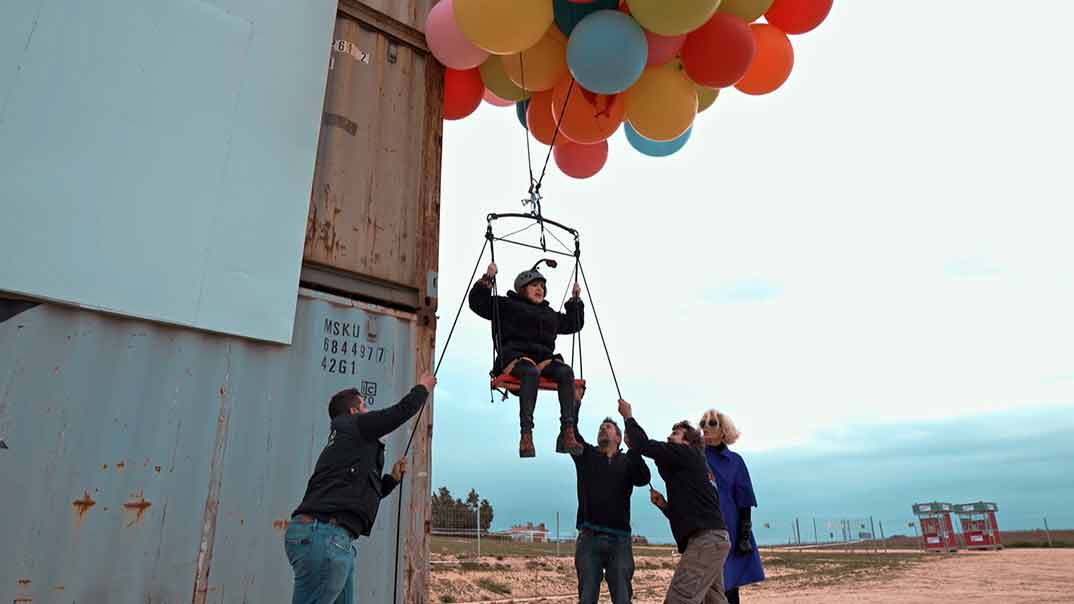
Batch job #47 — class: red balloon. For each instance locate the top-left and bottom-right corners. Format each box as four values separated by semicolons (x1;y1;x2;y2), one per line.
645;30;686;67
444;68;483;120
681;13;756;88
554;139;608;179
765;0;833;35
735;24;793;95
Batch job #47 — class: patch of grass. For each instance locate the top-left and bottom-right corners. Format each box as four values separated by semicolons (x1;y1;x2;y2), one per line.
477;578;512;595
1007;541;1072;548
459;561;483;572
760;552;928;588
439;596;456;603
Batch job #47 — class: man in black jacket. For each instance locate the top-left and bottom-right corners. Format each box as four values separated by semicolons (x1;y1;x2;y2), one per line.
285;373;436;604
618;400;731;604
571;417;651;604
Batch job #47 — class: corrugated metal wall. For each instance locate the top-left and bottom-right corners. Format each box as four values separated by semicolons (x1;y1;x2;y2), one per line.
0;290;421;603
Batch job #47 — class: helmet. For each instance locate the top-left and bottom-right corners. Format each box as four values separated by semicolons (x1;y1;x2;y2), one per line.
514;269;546;294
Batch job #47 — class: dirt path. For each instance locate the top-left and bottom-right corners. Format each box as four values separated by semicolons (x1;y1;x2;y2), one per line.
743;549;1074;604
430;549;1074;604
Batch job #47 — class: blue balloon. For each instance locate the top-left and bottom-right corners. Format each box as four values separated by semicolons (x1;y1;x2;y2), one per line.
567;10;647;95
515;99;530;130
625;123;692;157
553;0;619;37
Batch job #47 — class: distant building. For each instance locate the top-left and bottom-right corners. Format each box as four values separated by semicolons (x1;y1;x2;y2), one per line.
506;522;548;543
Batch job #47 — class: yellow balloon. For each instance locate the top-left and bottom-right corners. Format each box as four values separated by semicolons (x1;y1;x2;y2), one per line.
479;57;529;102
697;86;720;113
503;29;568;92
454;0;554;55
625;63;698;141
626;0;720;36
717;0;775;23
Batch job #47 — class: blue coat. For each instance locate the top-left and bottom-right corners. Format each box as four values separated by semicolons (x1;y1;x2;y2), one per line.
705;444;765;590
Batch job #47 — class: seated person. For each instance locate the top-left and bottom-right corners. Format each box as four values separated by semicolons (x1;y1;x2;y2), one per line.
469;260;584;458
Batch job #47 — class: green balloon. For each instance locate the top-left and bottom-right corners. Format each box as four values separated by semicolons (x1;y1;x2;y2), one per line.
717;0;775;23
479;57;529;102
697;87;720;113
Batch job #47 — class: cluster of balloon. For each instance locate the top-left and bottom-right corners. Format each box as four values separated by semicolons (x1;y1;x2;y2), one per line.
430;0;833;179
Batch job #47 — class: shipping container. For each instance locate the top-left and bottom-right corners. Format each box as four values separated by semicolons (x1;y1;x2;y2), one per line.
0;289;432;603
302;7;444;311
1;1;444;601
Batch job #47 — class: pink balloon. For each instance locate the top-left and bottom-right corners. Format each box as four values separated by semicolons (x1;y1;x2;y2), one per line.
645;30;686;67
425;0;488;70
482;89;514;107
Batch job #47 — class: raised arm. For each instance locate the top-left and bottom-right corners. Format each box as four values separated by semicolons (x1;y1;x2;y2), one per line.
468;263;499;320
356;377;433;441
628;449;652;487
558;286;584;334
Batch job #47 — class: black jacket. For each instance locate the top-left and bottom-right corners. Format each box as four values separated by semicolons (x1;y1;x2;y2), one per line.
624;417;726;553
572;432;651;534
293;385;428;538
469;279;584;373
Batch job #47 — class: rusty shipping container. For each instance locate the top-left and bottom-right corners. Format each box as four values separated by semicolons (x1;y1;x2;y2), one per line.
0;290;428;602
1;1;443;602
303;1;444;312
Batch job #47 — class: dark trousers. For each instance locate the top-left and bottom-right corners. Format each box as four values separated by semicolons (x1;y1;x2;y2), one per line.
575;529;634;604
726;588;739;604
511;360;576;432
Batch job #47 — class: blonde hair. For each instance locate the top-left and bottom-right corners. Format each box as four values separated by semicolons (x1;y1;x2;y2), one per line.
700;408;741;445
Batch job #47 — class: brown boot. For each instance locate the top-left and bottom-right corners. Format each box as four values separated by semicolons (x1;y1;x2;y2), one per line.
559;424;582;455
519;431;535;458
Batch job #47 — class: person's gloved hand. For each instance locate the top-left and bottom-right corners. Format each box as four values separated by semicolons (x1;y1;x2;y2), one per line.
737;507;754;554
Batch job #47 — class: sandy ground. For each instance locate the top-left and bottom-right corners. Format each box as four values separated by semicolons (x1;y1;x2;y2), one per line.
429;548;1074;604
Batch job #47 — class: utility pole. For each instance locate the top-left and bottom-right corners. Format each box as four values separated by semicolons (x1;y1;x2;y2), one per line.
813;518;819;545
1044;517;1053;547
879;520;887;552
476;506;481;559
556;512;561;557
870;517;877;552
795;518;802;546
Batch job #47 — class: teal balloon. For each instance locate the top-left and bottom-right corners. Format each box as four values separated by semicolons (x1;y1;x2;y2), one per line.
515;99;530;129
568;10;647;94
625;123;692;157
554;0;619;36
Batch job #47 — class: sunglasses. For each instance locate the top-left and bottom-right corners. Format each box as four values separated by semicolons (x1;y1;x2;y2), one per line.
701;418;720;428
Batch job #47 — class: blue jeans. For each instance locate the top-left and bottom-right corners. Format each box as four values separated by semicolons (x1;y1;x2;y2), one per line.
575;529;634;604
284;518;358;604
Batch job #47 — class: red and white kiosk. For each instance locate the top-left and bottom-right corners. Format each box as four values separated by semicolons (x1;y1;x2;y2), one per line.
956;501;1003;550
913;501;959;553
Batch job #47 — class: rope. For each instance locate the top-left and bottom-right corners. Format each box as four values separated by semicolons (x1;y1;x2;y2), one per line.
577;259;621;399
535;78;576;192
391;238;489;604
518;53;536;191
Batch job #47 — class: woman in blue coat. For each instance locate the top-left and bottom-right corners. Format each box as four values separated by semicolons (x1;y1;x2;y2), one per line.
700;409;764;604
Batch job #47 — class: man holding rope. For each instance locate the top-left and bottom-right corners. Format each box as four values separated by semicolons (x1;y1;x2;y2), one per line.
571;417;651;604
619;399;731;604
284;373;436;604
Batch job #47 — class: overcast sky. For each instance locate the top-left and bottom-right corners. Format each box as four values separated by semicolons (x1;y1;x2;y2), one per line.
431;2;1074;543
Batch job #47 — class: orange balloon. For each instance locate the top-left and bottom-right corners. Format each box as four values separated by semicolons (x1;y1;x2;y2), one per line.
735;24;794;95
550;77;625;144
503;27;568;91
526;90;558;145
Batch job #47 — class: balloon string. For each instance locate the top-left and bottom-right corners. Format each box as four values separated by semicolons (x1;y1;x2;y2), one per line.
519;54;536;192
535;78;575;191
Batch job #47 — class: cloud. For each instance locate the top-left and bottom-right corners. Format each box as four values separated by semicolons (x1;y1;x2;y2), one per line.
705;280;782;304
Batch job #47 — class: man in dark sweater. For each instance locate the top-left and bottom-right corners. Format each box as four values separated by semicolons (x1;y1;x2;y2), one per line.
618;400;731;604
285;374;436;604
571;417;652;604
